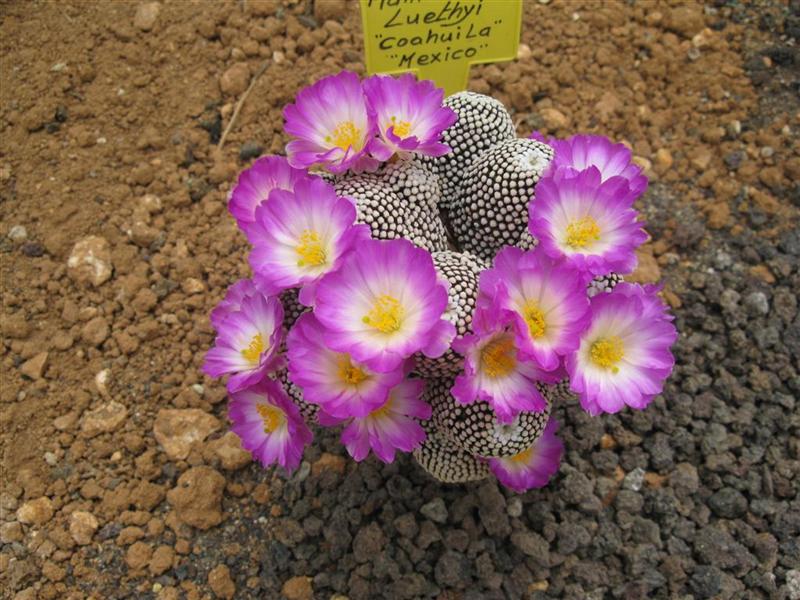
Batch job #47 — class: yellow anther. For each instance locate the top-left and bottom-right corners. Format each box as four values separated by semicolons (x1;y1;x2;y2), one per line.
325;121;361;151
523;302;546;338
590;336;625;373
295;230;326;267
256;403;285;433
241;333;265;364
566;216;601;249
337;354;368;386
509;447;533;463
362;295;404;334
389;115;411;138
481;335;517;378
370;397;393;420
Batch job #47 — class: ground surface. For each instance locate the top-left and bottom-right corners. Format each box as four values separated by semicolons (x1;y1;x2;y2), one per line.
1;0;799;599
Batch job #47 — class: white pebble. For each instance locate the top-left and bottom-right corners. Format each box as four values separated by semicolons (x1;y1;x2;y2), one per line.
7;225;27;242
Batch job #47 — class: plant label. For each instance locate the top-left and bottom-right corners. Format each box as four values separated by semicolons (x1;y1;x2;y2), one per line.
360;0;523;95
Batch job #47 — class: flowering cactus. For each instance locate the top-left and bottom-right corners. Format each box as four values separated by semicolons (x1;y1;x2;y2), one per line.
203;70;678;493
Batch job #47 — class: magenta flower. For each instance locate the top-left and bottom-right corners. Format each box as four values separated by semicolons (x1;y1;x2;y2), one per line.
488;418;563;493
477;247;591;371
531;133;648;197
566;283;677;416
286;313;405;418
451;326;559;423
209;278;259;329
228;155;311;241
283;71;378;174
249;177;370;306
314;238;456;372
202;294;284;392
529;167;647;277
362;73;456;161
228;379;312;471
319;378;430;463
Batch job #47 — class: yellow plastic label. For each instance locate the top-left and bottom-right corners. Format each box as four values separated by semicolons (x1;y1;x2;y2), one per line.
360;0;523;95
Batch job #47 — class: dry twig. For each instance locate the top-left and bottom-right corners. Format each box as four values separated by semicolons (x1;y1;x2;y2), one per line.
217;60;269;151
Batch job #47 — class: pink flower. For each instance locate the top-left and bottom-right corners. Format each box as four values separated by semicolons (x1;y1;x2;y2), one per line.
363;73;456;161
227;155;312;242
319;378;430;463
451;326;559;423
489;418;563;493
209;278;259;330
286;313;405;418
529;167;647;277
566;283;677;415
314;238;455;372
477;247;591;371
249;177;370;306
202;294;284;392
283;71;378;174
531;133;648;197
228;379;312;471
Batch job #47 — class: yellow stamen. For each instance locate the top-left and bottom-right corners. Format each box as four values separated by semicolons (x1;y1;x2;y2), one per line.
481;335;517;378
523;302;546;338
510;447;534;463
590;336;625;373
566;216;601;249
337;354;368;386
362;295;404;334
256;403;285;434
241;333;265;364
295;229;326;267
370;397;393;420
389;115;411;138
324;121;361;151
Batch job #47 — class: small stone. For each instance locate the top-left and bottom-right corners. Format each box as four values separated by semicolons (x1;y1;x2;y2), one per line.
353;522;386;562
81;316;110;346
311;452;346;476
133;2;160;31
313;0;346;21
539;107;569;130
708;488;748;519
510;530;549;560
517;43;532;60
149;545;174;576
17;497;54;526
0;522;23;543
69;511;99;545
1;312;30;339
219;63;250;96
81;401;127;437
507;496;523;518
690;147;713;171
420;498;448;524
689;565;721;599
7;225;27;242
282;576;313;600
208;564;236;599
20;352;48;379
239;141;264;161
67;236;113;287
126;541;152;570
153;409;221;460
181;278;205;295
205;432;251;471
434;550;470;589
623;467;646;491
627;247;661;284
654;148;673;171
166;466;225;530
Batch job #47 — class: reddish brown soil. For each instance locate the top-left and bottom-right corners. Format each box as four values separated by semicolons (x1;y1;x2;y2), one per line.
1;1;798;598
